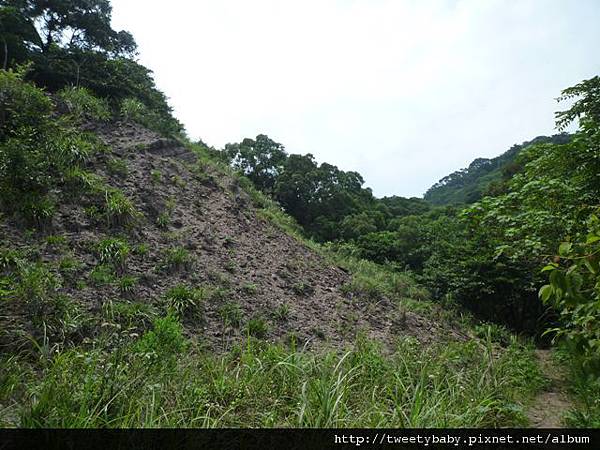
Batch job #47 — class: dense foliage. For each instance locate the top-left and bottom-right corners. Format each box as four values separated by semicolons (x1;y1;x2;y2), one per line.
221;139;430;242
0;0;183;136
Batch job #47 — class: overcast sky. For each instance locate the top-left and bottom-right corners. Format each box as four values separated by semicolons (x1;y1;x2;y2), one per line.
111;0;600;198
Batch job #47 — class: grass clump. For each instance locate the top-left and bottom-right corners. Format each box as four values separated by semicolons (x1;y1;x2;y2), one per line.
160;246;194;273
96;237;130;273
2;334;545;428
219;302;243;328
106;157;129;177
246;316;269;338
241;283;258;296
164;284;207;318
104;189;139;227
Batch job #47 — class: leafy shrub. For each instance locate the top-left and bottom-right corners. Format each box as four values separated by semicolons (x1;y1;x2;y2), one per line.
540;212;600;370
0;70;96;226
0;67;52;141
56;86;110;122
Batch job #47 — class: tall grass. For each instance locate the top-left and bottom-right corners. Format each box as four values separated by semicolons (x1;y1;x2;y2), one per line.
0;320;544;428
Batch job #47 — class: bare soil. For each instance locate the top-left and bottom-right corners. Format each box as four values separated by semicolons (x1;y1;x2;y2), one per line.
527;349;573;428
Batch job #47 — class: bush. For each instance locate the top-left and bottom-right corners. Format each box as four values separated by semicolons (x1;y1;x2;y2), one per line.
135;313;187;362
0;67;52;141
540;212;600;371
56;86;111;122
0;70;96;226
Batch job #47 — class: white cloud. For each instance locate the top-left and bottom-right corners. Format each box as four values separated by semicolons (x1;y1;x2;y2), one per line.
111;0;600;197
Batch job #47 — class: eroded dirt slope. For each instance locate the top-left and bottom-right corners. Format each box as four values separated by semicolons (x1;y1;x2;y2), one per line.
1;121;453;351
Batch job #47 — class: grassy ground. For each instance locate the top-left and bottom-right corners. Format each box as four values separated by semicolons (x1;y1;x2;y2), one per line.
0;320;544;428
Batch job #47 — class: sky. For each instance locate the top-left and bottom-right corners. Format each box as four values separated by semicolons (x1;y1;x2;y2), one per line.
110;0;600;198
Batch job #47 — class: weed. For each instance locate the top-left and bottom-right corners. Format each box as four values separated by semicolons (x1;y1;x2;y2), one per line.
224;261;236;273
14;263;60;323
89;264;116;286
96;238;130;273
160;246;194;273
20;195;55;228
150;170;162;183
219;302;243;328
242;283;258;296
0;248;23;273
170;175;186;188
273;303;290;321
57;86;110;121
155;212;170;229
135;313;188;362
104;189;138;227
291;282;313;297
133;243;150;256
118;276;138;295
106;158;129;177
58;255;82;280
247;316;269;338
45;235;67;248
164;284;207;318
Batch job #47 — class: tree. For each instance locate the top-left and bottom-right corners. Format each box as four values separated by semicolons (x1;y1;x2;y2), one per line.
225;134;287;193
2;0;136;57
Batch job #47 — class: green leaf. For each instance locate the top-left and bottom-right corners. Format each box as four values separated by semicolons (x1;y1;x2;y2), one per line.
539;284;553;303
586;234;600;244
558;242;572;257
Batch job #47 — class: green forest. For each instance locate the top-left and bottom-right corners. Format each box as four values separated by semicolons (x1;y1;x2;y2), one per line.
0;0;599;430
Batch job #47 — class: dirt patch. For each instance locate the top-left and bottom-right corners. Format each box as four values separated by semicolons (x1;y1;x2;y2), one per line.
527;349;572;428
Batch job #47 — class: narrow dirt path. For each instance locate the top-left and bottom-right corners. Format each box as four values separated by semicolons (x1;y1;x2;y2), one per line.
527;349;572;428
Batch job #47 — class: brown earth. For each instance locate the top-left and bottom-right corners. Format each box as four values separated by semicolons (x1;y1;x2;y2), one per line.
527;349;573;427
0;121;458;353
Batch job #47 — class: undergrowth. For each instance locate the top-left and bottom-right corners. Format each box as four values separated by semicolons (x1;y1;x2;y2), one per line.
0;319;543;428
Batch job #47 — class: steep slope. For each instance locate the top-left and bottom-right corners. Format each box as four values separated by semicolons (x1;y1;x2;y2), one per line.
424;134;571;205
1;120;452;353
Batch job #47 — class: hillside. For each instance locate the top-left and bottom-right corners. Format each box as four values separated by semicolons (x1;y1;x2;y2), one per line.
3;0;598;430
423;134;571;205
0;76;546;427
1;118;453;353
